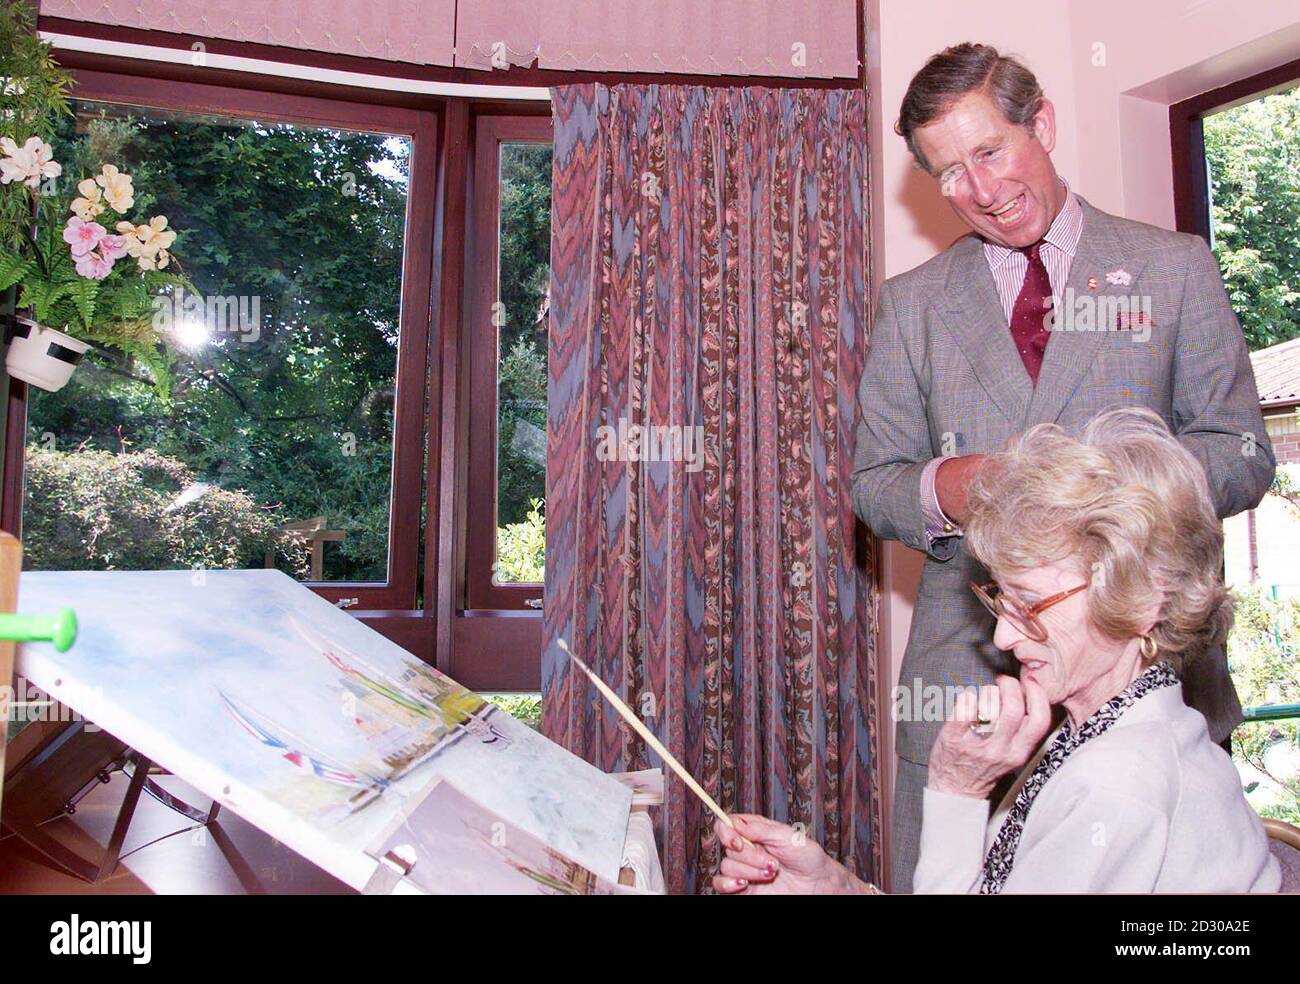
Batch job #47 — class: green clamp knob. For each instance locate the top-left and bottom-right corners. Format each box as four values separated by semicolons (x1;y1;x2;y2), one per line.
52;608;78;652
0;608;78;652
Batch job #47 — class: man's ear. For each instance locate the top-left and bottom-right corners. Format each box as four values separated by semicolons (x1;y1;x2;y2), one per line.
1031;97;1057;155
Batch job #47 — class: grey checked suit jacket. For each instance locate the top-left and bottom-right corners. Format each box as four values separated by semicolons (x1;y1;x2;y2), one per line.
853;196;1275;767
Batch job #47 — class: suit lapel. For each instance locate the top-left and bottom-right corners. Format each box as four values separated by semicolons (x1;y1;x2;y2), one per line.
1023;198;1145;427
935;235;1034;425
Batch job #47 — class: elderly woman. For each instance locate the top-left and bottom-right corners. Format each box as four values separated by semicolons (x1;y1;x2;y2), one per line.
714;408;1281;894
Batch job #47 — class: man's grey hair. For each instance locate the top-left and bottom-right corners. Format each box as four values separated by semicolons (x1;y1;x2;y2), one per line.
895;43;1044;173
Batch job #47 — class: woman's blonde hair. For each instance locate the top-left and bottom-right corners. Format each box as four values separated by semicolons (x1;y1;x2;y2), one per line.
963;407;1234;666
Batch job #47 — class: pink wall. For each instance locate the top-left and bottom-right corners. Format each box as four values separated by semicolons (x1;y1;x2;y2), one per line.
868;4;1079;875
866;0;1300;880
874;0;1081;279
1068;0;1300;227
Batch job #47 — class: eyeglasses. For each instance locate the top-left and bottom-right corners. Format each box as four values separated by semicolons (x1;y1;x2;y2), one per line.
970;580;1088;643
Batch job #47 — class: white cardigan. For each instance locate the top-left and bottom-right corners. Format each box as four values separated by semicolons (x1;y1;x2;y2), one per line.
914;684;1281;893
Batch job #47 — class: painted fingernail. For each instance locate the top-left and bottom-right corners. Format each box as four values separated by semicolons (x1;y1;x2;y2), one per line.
736;879;748;888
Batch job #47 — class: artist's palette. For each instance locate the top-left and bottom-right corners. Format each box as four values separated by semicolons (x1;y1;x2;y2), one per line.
16;569;633;891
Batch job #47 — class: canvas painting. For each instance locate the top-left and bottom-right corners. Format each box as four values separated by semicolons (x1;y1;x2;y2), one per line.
367;776;643;894
15;569;632;888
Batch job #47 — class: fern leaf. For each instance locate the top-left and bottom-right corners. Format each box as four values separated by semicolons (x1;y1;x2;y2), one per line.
0;250;36;293
18;279;71;325
64;277;100;330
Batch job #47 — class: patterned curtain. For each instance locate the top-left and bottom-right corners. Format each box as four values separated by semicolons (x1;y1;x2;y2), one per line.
542;82;879;895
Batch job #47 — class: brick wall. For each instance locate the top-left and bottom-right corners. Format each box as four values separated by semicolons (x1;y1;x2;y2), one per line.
1273;433;1300;464
1266;410;1300;465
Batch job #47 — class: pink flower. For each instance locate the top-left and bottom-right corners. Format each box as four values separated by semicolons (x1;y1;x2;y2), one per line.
97;234;128;261
63;216;107;257
74;250;113;280
0;136;61;189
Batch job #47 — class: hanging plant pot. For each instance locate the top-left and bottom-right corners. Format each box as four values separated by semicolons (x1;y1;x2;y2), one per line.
4;316;90;393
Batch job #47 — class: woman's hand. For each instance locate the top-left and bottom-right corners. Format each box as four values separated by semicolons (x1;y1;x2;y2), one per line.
927;674;1051;799
712;814;868;894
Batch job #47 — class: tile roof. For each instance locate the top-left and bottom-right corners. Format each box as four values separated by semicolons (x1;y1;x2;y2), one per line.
1252;336;1300;408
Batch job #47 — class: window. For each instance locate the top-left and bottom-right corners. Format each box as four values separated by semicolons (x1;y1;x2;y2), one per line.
2;59;553;690
1172;60;1300;826
465;116;553;611
4;70;435;611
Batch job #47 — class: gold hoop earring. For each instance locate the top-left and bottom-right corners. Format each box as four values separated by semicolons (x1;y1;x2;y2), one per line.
1139;634;1158;662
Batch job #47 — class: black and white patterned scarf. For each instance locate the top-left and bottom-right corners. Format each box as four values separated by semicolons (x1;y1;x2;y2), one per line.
978;661;1180;894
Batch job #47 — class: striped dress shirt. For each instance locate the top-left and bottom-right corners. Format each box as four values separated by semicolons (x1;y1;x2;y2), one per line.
982;182;1084;323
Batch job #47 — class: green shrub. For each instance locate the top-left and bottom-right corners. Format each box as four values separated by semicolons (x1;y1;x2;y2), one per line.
23;445;310;576
1204;87;1300;350
496;497;545;584
1229;586;1300;824
481;693;542;730
497;338;548;528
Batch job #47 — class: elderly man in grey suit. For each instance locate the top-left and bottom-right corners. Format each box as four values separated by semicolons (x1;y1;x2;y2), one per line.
853;43;1276;893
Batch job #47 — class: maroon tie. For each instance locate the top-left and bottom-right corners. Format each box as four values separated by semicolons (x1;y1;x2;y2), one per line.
1009;243;1053;385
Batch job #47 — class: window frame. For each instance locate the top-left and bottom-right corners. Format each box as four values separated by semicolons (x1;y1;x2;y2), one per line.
465;114;554;612
0;64;438;613
1171;56;1300;241
1169;57;1300;599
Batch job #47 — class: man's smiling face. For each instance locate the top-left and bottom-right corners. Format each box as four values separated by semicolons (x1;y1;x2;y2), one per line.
912;89;1065;249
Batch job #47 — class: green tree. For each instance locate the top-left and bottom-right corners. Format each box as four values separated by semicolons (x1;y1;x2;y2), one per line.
497;337;547;534
21;102;555;585
0;0;73;252
1203;86;1300;350
495;143;551;533
28;105;409;581
498;142;552;356
1229;587;1300;824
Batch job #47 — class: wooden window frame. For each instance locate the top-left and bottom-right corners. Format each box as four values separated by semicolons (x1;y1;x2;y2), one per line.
1;61;438;614
1171;56;1300;239
465;115;553;612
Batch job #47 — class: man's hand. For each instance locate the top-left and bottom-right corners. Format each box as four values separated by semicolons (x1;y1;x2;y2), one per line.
927;675;1051;799
934;453;989;525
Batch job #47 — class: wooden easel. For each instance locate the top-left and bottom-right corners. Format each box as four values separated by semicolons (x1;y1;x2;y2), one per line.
3;723;230;886
0;534;142;882
0;539;230;885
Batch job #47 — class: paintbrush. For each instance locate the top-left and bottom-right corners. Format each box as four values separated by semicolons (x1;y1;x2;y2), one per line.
557;637;749;843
